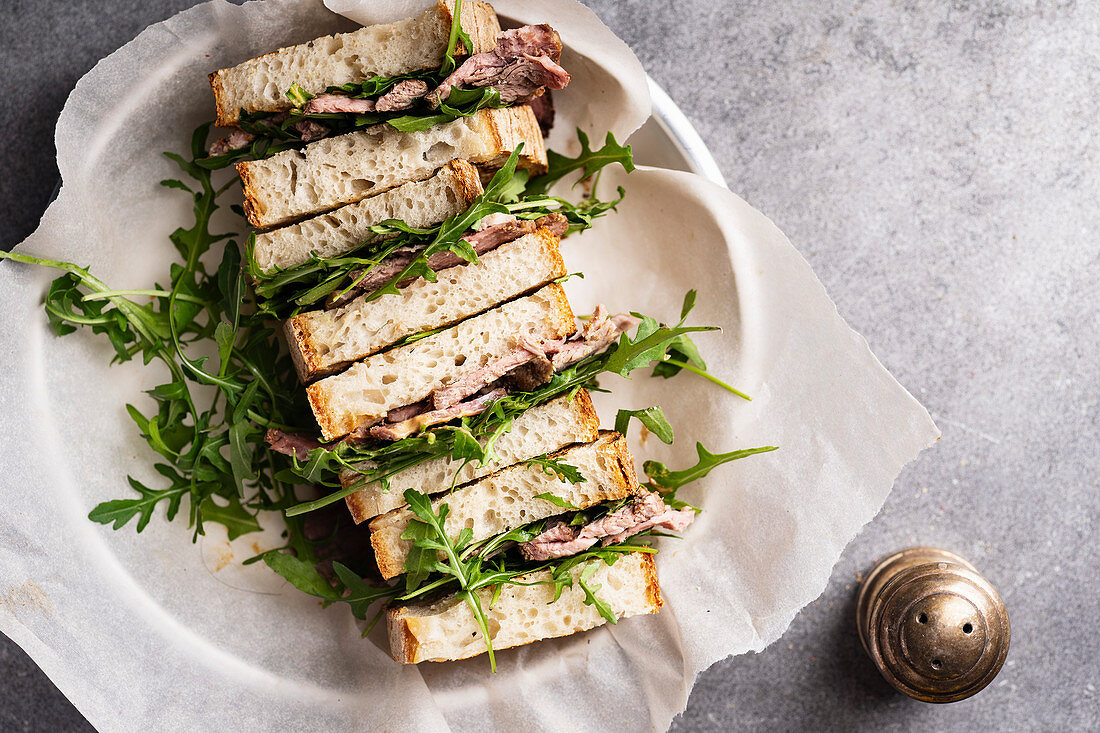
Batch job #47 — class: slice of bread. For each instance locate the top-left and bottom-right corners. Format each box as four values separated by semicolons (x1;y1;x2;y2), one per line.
387;551;662;664
343;390;600;524
306;283;575;441
210;1;501;126
238;106;547;229
369;431;638;580
286;228;567;383
252;159;482;274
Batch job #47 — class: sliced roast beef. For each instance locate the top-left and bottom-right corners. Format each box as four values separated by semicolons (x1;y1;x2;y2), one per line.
431;343;545;409
501;354;554;392
208;128;254;156
431;307;634;410
369;388;507;441
294;119;330;142
375;79;430;112
304;94;377;114
264;428;324;460
494;24;563;62
427;24;571;109
519;491;696;561
384;399;431;424
520;520;596;561
463;217;537;250
534;212;569;238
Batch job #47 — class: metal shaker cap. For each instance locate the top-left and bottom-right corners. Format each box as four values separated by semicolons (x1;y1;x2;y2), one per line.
856;548;1010;703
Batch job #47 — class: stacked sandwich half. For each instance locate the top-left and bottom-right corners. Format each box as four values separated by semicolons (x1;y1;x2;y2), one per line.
209;1;693;666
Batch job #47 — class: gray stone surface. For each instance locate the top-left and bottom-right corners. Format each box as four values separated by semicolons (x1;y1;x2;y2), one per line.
1;1;1097;730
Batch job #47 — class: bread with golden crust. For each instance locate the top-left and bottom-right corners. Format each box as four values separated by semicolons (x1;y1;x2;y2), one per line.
369;431;639;580
209;1;501;126
252;159;482;274
305;283;575;441
342;390;600;523
286;227;567;383
386;552;662;664
238;106;547;229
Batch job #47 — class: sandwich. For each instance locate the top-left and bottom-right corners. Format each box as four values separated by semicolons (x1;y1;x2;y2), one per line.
303;284;635;442
341;389;600;523
285;224;568;382
370;432;697;664
245;134;630;322
388;551;661;664
369;431;639;579
249;159;484;275
237;106;547;228
213;0;707;671
206;1;569;166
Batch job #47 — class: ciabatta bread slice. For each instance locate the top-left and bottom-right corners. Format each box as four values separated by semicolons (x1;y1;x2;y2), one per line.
252;159;482;274
343;390;600;523
209;1;501;126
286;228;567;382
238;106;547;229
306;283;574;441
387;551;662;664
369;431;638;580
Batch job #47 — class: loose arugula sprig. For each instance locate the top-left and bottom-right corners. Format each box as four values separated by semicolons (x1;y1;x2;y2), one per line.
644;443;779;510
247;128;635;317
2;124;312;541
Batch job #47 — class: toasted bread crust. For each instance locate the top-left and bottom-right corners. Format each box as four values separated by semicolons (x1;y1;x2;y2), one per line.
539;282;576;337
236;159;266;229
483;106;549;175
449;0;501;56
640;553;664;612
446;158;484;208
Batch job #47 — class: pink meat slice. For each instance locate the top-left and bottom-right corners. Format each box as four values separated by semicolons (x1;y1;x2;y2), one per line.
264;429;323;460
304;94;377;114
369;388;507;441
427;24;570;109
375;79;429;112
208;128;254;156
519;491;696;561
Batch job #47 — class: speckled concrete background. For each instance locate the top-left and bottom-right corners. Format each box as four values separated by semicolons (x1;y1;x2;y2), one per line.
1;1;1097;730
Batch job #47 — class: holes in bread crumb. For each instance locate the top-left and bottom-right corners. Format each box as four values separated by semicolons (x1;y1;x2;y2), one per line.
381;374;397;385
424;142;456;162
454;355;467;367
349;179;375;194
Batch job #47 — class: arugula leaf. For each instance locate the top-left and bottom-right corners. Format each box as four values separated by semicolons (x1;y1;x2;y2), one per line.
331;562;401;623
285;83;314;107
87;477;186;532
525;129;635;195
198;494;261;540
262;550;342;601
402;489;500;671
643;443;779;494
533;493;582;511
440;0;469;76
614;406;674;444
525;457;587;485
577;562;617;625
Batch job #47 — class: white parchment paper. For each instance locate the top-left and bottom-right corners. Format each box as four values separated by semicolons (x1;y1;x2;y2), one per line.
0;1;938;731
